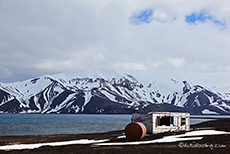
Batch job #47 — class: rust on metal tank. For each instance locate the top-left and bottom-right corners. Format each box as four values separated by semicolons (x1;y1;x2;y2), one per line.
124;122;147;141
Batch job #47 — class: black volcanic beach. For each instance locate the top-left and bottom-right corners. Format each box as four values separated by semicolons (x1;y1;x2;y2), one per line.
0;119;230;154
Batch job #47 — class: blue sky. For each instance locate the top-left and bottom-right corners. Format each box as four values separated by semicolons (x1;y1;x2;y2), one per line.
131;8;226;28
185;10;225;27
130;9;153;24
0;0;230;82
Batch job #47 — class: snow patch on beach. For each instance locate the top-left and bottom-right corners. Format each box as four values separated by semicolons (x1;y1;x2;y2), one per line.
0;139;109;151
0;130;229;150
95;130;230;146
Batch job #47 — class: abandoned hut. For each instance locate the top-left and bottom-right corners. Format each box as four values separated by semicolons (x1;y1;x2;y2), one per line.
132;112;190;134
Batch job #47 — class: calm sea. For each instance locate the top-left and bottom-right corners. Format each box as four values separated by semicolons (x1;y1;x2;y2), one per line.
0;114;131;136
0;114;229;136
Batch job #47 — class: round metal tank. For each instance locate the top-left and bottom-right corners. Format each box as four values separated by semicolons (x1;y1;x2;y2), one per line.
124;122;147;141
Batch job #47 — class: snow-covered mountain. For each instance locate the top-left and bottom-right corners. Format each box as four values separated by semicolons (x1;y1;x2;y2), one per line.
0;69;230;115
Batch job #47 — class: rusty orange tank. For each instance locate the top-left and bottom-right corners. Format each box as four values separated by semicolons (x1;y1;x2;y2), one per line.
124;122;147;141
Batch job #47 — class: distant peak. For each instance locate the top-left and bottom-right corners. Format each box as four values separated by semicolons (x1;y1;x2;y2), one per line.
51;68;123;80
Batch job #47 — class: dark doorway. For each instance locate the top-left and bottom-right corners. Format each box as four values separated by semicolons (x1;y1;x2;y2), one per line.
159;116;173;126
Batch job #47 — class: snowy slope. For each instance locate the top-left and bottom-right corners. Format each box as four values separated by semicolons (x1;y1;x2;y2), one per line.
0;69;230;114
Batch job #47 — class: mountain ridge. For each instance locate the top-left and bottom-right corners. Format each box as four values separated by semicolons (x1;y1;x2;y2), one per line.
0;69;230;114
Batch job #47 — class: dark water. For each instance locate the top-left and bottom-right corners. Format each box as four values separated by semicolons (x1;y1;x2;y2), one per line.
0;114;131;136
0;114;229;136
190;115;230;124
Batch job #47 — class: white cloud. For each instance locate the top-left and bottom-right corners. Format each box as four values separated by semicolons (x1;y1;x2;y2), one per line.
167;57;186;69
150;62;162;69
152;9;176;23
115;62;147;70
0;0;230;82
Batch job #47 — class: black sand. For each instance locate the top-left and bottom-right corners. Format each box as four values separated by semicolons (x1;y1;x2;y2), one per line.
0;119;230;154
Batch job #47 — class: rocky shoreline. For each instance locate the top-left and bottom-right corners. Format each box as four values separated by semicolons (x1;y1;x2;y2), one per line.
0;119;230;154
